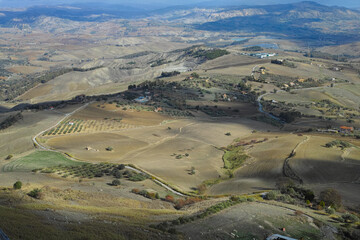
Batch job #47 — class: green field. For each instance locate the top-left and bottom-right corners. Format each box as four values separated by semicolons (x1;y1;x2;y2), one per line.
2;151;83;172
223;145;248;170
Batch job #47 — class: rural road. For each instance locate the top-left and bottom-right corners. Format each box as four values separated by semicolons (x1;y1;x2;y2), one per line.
125;165;186;197
32;102;91;151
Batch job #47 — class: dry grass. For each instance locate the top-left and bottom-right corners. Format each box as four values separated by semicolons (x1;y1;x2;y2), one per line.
45;132;148;162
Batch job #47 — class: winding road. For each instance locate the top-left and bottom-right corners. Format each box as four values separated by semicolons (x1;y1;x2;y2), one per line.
32;102;91;151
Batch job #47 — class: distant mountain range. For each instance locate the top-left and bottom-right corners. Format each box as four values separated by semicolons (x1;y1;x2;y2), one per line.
195;1;360;46
1;0;360;9
0;1;359;46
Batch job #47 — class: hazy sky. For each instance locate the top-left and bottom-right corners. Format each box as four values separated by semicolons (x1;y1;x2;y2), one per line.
0;0;359;8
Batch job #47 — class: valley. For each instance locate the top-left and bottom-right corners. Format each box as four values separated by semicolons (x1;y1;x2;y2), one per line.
0;1;360;240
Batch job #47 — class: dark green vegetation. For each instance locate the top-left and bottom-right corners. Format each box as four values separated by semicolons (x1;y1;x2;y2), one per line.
266;184;315;205
28;188;43;199
0;113;23;130
111;179;121;186
3;151;82;172
271;59;297;68
279;111;301;123
189;48;230;60
242;46;263;51
13;181;22;190
160;71;180;78
150;59;171;67
325;140;353;149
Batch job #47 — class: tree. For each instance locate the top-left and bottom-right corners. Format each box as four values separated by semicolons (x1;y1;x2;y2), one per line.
191;72;200;79
304;189;315;202
112;180;121;186
13;181;22;190
113;170;122;179
117;164;125;170
320;188;342;209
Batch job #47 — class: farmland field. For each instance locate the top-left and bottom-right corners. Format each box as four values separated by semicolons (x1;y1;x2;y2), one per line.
2;151;83;172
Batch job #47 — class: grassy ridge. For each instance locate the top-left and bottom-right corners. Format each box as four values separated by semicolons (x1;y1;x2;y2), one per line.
2;151;83;172
0;205;172;240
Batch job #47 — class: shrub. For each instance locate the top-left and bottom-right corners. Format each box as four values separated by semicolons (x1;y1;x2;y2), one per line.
105;146;113;151
113;170;122;179
5;154;13;160
112;180;121;186
342;213;359;223
320;188;342;209
190;166;196;175
319;201;326;208
175;199;186;209
13;181;22;190
131;188;140;194
281;194;295;204
146;192;157;200
28;188;43;199
197;184;207;194
128;173;148;182
265;191;277;200
165;195;175;203
326;207;335;215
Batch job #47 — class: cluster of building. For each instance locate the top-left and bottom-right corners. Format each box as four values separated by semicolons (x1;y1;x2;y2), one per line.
317;126;355;134
241;52;277;58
